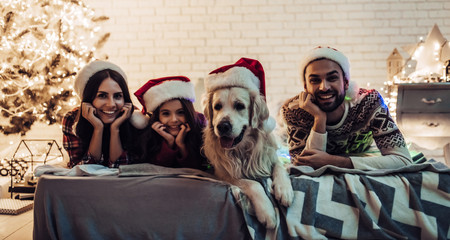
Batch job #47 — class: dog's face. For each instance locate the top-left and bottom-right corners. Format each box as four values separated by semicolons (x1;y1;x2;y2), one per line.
208;87;251;149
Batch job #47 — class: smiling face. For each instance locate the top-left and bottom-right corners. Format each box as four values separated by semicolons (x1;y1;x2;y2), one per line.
304;59;348;112
158;99;186;137
91;77;125;124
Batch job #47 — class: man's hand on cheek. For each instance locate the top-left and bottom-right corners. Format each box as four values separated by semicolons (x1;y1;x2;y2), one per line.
299;92;324;118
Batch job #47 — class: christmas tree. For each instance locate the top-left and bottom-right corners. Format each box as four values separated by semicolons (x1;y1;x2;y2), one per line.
0;0;110;135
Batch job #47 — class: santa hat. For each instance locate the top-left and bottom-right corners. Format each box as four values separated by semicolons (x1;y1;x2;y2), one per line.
74;60;127;99
299;46;358;100
205;57;266;97
134;76;196;114
204;57;275;132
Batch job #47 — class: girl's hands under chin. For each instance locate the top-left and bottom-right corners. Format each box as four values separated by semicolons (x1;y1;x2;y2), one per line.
175;123;191;149
152;121;175;148
175;123;190;158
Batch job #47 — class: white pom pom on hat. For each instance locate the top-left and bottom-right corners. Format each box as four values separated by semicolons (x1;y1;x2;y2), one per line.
129;110;150;129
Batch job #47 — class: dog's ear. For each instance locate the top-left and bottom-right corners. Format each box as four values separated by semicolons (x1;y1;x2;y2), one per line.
250;93;269;129
202;92;214;128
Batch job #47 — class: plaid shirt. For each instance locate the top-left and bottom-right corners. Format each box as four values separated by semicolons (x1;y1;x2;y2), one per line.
62;108;129;168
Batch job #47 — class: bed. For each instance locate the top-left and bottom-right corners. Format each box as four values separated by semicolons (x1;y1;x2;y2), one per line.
32;165;250;240
33;161;450;240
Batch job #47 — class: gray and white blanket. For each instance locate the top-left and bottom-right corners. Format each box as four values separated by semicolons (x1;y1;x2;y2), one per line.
239;160;450;240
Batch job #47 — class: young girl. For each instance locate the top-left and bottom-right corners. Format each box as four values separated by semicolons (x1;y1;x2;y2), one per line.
63;60;146;168
133;76;207;170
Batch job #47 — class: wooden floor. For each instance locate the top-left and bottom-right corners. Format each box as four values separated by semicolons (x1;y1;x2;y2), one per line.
0;209;33;240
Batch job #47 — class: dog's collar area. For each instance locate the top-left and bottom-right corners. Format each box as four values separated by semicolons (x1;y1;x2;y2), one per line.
220;126;246;149
233;126;246;146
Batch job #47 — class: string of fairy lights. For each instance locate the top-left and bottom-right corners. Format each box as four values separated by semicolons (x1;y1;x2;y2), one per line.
0;0;109;135
381;25;450;119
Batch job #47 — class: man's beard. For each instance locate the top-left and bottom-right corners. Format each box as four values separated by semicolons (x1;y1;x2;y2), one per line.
315;90;346;112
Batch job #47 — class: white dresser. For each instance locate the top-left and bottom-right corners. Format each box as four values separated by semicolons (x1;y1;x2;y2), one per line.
396;83;450;164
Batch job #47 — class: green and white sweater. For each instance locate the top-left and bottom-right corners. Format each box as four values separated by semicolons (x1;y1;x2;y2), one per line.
282;88;412;170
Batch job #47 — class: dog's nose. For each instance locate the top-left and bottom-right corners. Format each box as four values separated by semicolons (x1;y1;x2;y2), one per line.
217;121;232;135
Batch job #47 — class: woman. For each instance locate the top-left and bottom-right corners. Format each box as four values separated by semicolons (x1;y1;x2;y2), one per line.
133;76;207;170
63;60;145;168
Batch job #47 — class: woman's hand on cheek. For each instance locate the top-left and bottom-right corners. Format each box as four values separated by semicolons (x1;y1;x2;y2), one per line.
152;121;175;148
82;102;103;129
111;103;132;131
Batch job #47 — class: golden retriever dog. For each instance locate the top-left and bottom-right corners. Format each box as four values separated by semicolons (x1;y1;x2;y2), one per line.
203;86;293;229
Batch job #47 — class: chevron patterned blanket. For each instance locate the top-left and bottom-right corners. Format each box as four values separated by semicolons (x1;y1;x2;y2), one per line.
238;161;450;240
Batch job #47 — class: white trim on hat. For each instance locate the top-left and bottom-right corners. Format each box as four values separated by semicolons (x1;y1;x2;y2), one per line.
143;80;196;113
74;60;127;99
205;66;260;94
299;47;351;84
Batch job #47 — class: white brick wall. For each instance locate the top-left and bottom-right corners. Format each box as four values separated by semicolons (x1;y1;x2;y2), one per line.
1;0;450;146
7;0;448;149
86;0;450;112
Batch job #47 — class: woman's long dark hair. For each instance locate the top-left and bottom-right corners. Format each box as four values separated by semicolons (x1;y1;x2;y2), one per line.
134;98;205;168
75;69;135;165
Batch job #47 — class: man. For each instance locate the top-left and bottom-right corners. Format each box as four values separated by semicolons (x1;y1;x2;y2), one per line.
282;46;412;170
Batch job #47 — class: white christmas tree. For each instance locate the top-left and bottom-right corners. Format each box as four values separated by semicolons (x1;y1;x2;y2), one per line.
0;0;109;135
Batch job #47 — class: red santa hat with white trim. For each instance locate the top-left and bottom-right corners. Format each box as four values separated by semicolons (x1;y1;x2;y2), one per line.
74;60;149;129
204;57;276;132
204;57;266;96
134;75;196;114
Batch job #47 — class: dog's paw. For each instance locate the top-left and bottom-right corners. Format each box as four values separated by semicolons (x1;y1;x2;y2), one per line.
252;196;277;229
272;175;294;207
240;179;278;229
273;181;294;207
271;164;294;207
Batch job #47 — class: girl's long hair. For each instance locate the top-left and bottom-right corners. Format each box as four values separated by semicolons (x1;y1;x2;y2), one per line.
134;98;205;168
75;69;135;165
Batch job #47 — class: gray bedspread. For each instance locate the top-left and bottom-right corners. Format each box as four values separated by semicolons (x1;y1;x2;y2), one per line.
33;167;250;240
